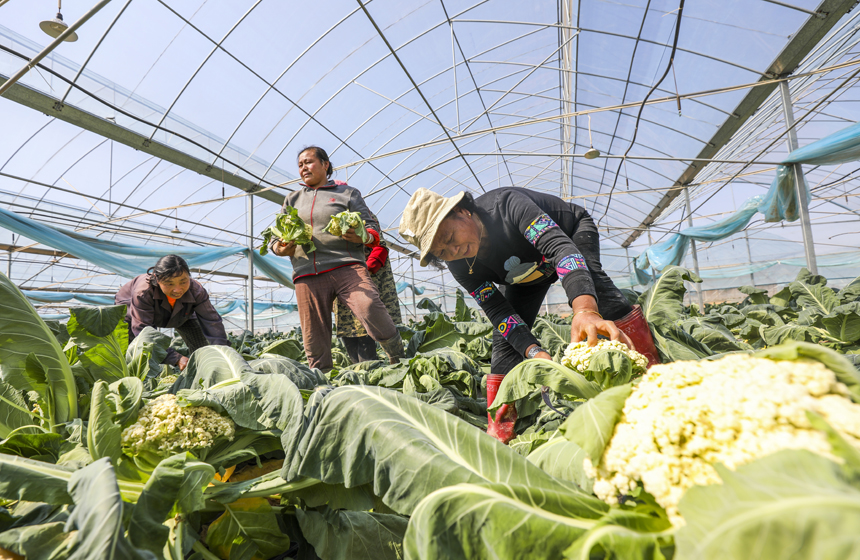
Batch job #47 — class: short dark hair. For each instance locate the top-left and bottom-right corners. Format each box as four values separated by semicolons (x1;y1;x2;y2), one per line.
148;255;190;285
298;146;333;179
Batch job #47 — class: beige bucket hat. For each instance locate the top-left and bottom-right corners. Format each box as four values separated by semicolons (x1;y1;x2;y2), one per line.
399;188;467;266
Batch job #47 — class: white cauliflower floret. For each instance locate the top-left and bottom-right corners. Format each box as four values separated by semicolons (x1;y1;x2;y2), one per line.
561;339;648;374
589;355;860;526
159;374;178;386
121;394;235;456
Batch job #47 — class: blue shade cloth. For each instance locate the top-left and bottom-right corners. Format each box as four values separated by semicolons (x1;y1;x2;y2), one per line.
0;205;294;288
633;121;860;283
396;281;425;295
22;291;115;305
38;313;70;320
615;249;860;289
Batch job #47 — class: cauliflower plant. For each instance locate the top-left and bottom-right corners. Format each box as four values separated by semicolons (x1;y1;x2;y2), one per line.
586;355;860;526
324;211;370;243
562;339;648;374
121;394;235;457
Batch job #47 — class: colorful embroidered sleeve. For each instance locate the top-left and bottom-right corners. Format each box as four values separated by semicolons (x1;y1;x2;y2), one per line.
450;269;540;358
511;192;598;305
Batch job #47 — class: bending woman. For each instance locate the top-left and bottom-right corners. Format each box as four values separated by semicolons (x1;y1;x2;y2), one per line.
399;187;658;442
116;254;229;371
268;146;405;370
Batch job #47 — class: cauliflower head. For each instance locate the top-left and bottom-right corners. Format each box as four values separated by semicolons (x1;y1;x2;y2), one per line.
121;394;235;457
325;211;369;243
587;354;860;526
562;339;648;374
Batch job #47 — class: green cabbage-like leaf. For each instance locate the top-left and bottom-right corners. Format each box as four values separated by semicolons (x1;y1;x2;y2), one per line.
0;273;77;427
675;450;860;560
259;206;316;255
559;383;632;463
294;385;582;515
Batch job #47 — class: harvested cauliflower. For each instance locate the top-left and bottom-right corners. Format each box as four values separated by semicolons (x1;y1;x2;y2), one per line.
324;211;370;243
586;354;860;526
121;394;235;457
562;339;648;373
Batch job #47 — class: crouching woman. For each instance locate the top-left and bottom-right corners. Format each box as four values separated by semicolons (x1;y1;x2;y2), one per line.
116;254;229;371
399;187;659;443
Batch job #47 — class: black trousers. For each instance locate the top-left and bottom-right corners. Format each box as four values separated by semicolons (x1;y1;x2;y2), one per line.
175;317;210;355
341;336;378;364
492;216;632;375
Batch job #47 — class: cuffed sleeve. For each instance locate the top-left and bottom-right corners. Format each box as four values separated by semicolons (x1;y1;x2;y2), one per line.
367;245;388;274
193;291;229;347
452;269;539;357
506;191;598;305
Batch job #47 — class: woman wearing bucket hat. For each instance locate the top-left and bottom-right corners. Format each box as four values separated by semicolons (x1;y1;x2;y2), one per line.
268;146;405;371
399;187;660;443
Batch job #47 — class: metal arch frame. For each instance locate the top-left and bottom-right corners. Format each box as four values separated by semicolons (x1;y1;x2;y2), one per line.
441;0;517;188
622;0;858;248
355;0;487;193
149;1;421;206
456;31;579;135
454;19;771;78
592;0;656;216
147;0;263;143
656;28;860;223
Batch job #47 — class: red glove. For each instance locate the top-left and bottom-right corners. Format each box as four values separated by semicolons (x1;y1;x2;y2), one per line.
367;245;388;274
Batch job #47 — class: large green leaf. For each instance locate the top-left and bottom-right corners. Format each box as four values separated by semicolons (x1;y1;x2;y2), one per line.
789;280;840;315
0;379;38;438
176;345;255;390
404;483;648;560
0;521;76;560
653;324;713;361
821;302;860;343
675;450;860;560
839;274;860;304
738;285;769;305
65;458;158;560
0;273;77;426
489;359;600;415
526;432;593;493
532;317;572;360
127;453;191;557
0;432;63;463
0;452;74;504
251;355;327;389
679;317;751;354
67;305;130;383
759;323;816;346
86;381;122;463
295;385;582;515
453;288;474;322
260;338;305;361
296;506;408;560
640;266;700;330
126;327;171;380
560;384;632;463
406;313;492;356
205;497;291;560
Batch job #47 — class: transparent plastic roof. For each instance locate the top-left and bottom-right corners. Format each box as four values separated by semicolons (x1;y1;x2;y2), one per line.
1;0;859;323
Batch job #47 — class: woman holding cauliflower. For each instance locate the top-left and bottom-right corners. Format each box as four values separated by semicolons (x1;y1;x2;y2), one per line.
268;146;405;370
399;188;658;442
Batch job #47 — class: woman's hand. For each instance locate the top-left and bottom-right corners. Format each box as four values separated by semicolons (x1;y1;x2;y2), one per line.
525;344;553;361
341;228;364;244
272;240;297;257
570;295;634;348
178;355;190;371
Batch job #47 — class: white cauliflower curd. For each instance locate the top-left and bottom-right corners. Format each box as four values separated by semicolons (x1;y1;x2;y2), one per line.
562;339;648;374
121;394;235;456
586;354;860;526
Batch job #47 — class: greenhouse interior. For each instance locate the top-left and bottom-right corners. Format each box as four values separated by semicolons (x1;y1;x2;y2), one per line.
2;0;860;559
